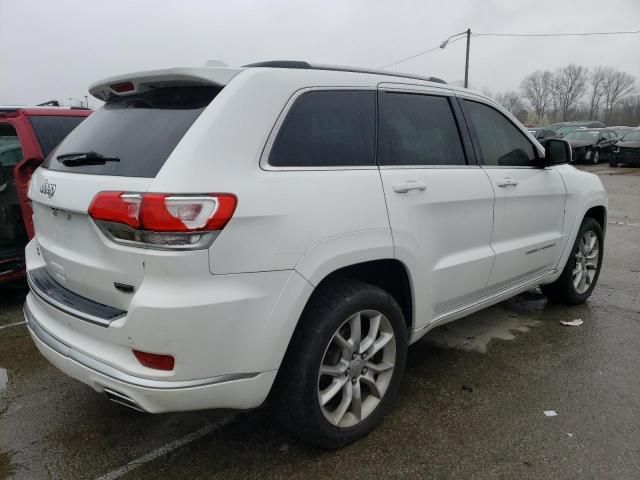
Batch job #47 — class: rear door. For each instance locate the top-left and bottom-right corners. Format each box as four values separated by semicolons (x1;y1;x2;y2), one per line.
459;96;566;291
377;84;495;324
30;85;222;310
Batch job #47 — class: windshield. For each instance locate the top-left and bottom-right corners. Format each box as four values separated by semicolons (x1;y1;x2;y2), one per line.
621;130;640;142
42;86;221;177
564;131;599;141
29;116;87;157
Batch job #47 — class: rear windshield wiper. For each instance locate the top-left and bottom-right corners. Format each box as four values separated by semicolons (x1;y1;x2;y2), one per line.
57;151;120;166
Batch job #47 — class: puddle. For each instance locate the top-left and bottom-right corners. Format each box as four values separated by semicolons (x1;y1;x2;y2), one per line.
424;306;541;354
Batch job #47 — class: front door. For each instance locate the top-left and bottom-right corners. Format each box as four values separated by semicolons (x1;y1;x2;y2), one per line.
459;97;566;290
377;85;495;327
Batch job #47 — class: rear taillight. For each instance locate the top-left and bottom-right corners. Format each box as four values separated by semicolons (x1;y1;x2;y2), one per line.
88;192;236;250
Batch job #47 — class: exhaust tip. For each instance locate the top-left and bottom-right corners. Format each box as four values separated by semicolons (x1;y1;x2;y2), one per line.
104;388;146;412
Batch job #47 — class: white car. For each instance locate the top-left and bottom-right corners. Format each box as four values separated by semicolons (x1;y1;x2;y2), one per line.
24;62;607;448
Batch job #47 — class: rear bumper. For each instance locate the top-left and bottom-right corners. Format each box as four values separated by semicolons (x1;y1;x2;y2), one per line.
25;299;277;413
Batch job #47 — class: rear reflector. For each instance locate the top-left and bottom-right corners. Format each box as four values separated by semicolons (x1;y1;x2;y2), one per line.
133;350;175;371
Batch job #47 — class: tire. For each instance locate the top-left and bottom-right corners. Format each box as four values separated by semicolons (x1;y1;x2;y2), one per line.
272;278;408;449
592;150;600;165
541;217;603;305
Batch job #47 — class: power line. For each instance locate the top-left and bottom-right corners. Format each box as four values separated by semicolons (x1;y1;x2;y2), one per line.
378;29;640;70
378;36;464;69
475;29;640;37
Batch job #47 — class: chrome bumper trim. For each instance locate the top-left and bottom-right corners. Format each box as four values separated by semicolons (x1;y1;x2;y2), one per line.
27;267;124;327
24;302;259;390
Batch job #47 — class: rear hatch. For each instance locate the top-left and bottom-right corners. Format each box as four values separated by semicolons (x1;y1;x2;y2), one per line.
29;70;237;310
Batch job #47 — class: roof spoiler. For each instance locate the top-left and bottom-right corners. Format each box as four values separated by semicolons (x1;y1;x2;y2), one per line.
89;67;243;101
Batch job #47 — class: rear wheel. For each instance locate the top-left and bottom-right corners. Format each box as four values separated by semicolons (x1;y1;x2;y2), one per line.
273;279;407;449
541;217;603;304
592;150;600;164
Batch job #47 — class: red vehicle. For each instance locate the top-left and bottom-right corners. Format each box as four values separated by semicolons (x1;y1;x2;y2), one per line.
0;106;91;283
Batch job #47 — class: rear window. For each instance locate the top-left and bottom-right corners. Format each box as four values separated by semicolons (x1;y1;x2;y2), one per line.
268;90;376;167
29;116;86;157
42;86;221;177
378;92;466;166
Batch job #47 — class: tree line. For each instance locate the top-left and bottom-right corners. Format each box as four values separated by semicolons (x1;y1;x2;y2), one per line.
485;65;638;126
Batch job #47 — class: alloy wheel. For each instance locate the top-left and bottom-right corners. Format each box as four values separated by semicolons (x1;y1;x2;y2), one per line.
572;230;600;294
317;310;396;428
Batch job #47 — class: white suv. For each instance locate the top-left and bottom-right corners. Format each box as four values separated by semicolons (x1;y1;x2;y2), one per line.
24;62;607;448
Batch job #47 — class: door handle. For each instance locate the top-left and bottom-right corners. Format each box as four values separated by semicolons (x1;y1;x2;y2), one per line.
393;181;426;193
497;178;518;188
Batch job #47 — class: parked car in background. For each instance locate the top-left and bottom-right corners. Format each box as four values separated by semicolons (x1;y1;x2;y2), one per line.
564;128;617;164
609;126;635;139
528;128;559;142
611;128;640;167
0;106;91;284
23;62;607;448
551;121;606;137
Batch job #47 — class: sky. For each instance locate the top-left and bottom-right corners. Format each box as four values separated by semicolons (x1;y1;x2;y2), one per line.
1;0;639;107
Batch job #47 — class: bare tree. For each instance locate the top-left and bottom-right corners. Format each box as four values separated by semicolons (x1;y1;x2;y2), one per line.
520;70;553;121
601;69;636;122
552;64;588;121
588;66;607;120
494;91;524;115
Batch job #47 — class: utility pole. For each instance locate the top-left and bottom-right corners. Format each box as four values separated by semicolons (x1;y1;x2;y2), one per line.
464;28;471;88
440;28;472;88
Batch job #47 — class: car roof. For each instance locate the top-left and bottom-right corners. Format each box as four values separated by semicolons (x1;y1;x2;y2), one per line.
89;61;455;101
0;106;91;117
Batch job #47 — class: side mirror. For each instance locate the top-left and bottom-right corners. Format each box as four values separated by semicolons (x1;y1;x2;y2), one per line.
542;138;571;166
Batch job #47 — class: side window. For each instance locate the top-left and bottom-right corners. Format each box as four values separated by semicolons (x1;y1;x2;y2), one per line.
269;90;375;167
462;100;537;167
378;92;466;166
0;124;24;167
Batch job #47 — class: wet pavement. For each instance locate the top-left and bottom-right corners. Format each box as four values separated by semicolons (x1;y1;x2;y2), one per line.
1;164;639;479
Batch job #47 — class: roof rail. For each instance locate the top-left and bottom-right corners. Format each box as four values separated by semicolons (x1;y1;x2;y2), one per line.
242;60;447;85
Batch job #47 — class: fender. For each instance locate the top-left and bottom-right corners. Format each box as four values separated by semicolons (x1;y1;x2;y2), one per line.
294;229;394;286
544;165;608;283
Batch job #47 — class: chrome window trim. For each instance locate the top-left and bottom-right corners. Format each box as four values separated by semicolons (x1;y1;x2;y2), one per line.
24;302;261;390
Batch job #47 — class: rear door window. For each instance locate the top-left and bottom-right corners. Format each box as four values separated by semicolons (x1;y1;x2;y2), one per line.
378;92;466;166
42;86;221;177
268;90;376;167
29;116;86;157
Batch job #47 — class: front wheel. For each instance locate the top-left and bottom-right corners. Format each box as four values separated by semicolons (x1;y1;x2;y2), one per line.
592;150;600;164
541;217;603;304
272;279;407;448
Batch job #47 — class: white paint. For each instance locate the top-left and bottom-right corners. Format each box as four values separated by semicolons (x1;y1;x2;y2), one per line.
0;321;26;331
560;318;584;326
93;414;236;480
425;307;541;354
544;410;558;417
